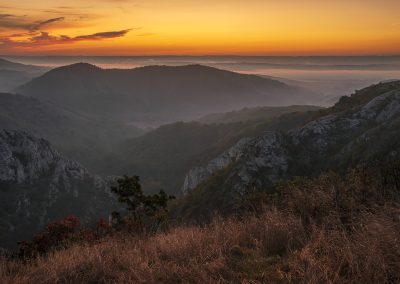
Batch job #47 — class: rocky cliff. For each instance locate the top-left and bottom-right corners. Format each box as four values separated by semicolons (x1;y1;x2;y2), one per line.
182;82;400;198
0;130;117;249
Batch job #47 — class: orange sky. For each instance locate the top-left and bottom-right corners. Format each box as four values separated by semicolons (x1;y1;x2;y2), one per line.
0;0;399;55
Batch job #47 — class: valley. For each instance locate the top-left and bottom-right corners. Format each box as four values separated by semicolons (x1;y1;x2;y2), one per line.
0;57;399;283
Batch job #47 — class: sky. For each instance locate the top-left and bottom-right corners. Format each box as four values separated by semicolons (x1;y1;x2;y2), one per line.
0;0;400;55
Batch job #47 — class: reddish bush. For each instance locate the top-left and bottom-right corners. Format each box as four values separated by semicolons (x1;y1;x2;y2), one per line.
18;215;80;257
18;216;113;258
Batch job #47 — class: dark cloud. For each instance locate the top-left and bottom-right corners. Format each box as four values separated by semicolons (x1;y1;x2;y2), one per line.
0;15;64;31
0;28;133;49
30;17;65;31
0;16;30;30
30;31;61;42
75;29;132;40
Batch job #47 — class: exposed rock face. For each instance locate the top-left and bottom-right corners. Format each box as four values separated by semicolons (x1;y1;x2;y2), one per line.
182;138;251;195
182;132;290;194
0;130;117;249
1;130;83;183
182;88;400;195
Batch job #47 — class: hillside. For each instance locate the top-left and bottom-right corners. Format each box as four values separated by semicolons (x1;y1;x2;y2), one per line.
177;81;400;218
0;93;144;170
0;130;119;249
0;59;48;92
17;63;314;123
0;70;32;92
197;105;322;124
99;106;320;195
0;58;47;73
1;161;399;283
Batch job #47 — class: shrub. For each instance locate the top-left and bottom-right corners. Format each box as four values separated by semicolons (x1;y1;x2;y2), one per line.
18;216;112;258
18;215;80;258
110;175;175;232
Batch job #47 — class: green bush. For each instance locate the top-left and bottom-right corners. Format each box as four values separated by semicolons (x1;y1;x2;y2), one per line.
111;175;175;231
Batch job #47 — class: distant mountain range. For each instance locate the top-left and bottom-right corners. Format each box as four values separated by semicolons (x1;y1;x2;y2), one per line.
0;58;48;92
0;58;47;73
17;63;315;123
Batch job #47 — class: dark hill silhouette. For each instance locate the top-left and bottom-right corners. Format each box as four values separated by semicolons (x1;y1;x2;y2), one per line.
17;63;314;123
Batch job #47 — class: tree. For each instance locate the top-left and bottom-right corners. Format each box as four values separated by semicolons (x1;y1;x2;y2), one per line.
110;175;175;229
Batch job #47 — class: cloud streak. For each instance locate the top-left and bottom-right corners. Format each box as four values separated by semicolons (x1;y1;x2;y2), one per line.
0;15;66;32
75;29;131;40
0;29;132;49
30;17;65;31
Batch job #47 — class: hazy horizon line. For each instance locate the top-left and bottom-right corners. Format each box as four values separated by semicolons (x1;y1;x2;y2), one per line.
2;54;400;58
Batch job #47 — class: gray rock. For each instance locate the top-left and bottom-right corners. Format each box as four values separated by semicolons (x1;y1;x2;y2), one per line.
182;89;400;196
0;130;117;249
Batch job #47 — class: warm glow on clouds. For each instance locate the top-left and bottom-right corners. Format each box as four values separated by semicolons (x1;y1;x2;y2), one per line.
0;0;399;55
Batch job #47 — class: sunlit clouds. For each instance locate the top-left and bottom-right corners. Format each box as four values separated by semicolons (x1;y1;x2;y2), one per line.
0;0;399;55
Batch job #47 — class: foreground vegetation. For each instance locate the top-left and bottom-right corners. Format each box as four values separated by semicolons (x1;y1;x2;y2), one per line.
1;161;399;283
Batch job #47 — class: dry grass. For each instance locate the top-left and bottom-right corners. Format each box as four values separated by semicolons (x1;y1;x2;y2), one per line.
285;209;400;284
1;208;399;284
0;211;304;284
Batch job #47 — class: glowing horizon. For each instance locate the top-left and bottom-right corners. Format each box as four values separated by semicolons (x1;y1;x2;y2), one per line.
0;0;399;56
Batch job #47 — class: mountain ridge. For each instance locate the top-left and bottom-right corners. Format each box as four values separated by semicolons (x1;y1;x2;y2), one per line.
0;58;47;73
17;63;315;123
0;58;48;92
